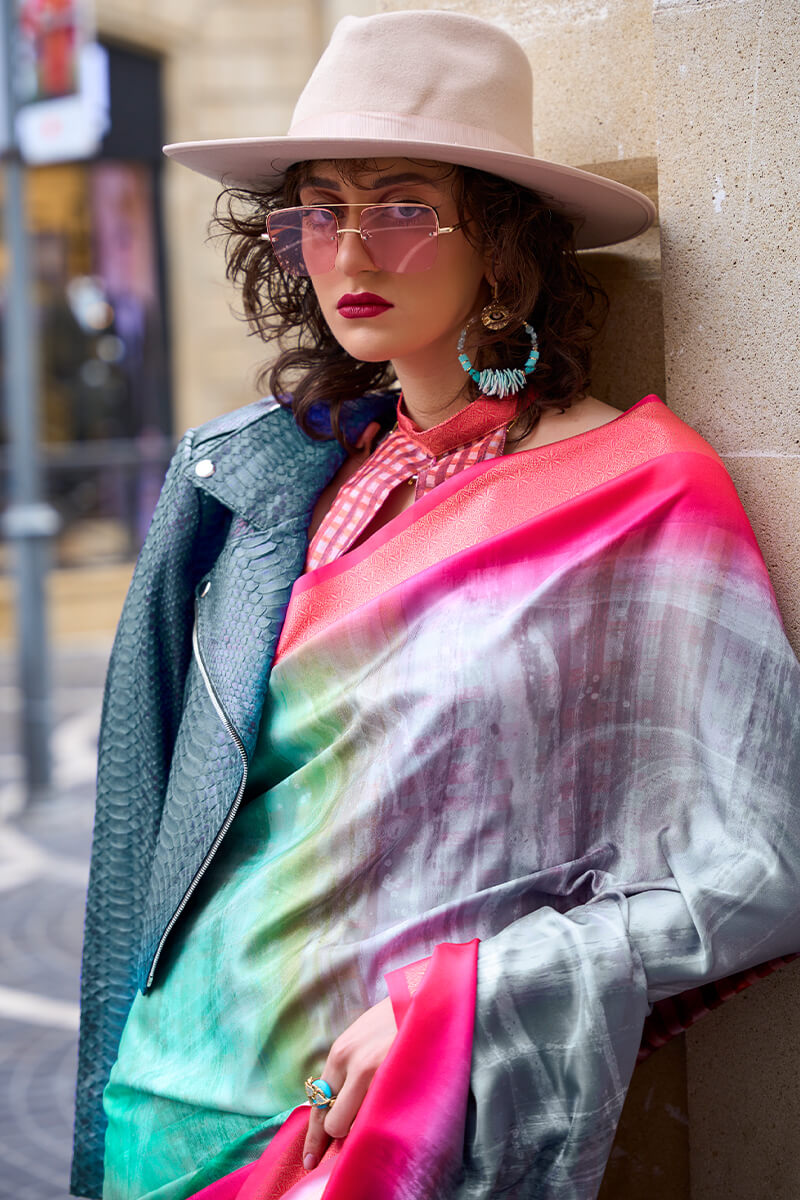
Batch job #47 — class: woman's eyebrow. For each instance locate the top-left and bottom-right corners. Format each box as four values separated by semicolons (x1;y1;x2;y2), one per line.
301;172;442;192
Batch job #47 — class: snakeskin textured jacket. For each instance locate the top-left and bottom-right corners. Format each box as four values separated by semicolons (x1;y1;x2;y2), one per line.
71;394;390;1198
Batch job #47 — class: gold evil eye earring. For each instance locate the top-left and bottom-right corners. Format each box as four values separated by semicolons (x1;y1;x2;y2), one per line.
457;283;539;398
480;284;513;331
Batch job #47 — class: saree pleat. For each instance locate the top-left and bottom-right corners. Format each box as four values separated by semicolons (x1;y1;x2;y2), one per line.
102;398;800;1200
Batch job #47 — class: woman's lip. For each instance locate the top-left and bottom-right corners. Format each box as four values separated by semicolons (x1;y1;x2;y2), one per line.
337;292;392;309
337;293;394;320
338;304;393;320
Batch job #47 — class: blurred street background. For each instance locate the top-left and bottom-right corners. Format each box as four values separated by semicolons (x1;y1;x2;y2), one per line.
0;641;107;1199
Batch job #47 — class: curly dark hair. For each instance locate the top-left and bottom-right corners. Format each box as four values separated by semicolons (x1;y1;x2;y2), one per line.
213;159;608;448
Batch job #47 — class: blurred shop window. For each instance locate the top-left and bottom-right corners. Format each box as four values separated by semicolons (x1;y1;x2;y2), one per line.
1;41;172;570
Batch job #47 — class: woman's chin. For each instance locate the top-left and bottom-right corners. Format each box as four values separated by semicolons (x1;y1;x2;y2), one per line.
330;330;401;364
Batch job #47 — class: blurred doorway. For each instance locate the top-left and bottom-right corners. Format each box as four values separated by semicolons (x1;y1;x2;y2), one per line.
1;40;172;573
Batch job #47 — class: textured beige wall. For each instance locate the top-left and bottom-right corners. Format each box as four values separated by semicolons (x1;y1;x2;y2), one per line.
654;0;800;650
652;2;800;1196
685;961;800;1200
581;161;664;413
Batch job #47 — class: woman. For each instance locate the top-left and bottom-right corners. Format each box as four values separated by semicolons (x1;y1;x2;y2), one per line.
72;11;800;1200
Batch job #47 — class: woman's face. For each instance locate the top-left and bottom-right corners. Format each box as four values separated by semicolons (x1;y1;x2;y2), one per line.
296;159;491;372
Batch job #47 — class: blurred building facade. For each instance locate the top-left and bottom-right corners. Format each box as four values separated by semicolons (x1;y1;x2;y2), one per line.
2;1;799;1191
1;35;175;633
1;0;374;636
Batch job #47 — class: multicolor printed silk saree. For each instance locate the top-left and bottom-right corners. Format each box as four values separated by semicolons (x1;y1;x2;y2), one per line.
102;396;800;1200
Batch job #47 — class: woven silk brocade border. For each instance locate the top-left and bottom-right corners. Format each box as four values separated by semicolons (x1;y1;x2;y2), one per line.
276;397;729;662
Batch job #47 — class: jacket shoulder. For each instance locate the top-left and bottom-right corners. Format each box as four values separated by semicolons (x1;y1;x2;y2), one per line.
190;396;284;448
187;390;398;453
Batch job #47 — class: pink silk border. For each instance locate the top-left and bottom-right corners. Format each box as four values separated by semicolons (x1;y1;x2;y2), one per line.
275;396;726;662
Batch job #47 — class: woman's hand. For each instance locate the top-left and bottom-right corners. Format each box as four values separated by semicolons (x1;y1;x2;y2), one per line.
302;995;397;1171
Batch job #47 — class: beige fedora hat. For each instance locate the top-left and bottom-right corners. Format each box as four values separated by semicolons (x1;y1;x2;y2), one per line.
163;9;654;250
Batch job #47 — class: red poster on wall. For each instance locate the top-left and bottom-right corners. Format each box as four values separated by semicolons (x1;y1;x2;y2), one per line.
14;0;108;164
17;0;84;103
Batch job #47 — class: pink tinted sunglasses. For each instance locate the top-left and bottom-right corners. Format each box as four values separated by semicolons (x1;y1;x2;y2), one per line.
262;203;461;277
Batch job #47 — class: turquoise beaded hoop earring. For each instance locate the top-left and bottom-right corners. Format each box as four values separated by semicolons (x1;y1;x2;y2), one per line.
457;322;539;398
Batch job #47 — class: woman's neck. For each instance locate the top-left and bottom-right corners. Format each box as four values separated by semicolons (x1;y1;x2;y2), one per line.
391;348;476;429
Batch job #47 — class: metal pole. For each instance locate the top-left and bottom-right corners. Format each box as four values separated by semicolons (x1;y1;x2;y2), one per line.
1;0;59;802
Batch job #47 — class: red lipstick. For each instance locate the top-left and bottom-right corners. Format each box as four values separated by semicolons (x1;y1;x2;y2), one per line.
337;292;393;319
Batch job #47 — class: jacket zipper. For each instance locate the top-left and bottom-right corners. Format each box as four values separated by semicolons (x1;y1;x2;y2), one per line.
146;598;249;989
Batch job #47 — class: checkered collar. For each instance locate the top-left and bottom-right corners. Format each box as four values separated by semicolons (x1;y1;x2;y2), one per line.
305;392;523;572
395;393;519;458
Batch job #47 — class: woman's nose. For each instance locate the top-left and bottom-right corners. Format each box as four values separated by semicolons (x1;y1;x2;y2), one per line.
335;228;377;274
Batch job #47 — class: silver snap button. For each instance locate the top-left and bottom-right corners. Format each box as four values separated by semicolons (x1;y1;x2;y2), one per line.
195;458;215;478
199;580;211;598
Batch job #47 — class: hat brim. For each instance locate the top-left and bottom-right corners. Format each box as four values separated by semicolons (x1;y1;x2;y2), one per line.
163;135;655;250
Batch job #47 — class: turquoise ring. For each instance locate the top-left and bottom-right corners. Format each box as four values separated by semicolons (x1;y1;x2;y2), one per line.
305;1076;337;1109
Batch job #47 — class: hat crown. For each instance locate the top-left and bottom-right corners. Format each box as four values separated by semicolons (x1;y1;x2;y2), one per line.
289;11;534;157
163;9;656;250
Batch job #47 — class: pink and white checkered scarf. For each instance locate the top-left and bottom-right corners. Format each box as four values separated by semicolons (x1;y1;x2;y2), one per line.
306;395;519;571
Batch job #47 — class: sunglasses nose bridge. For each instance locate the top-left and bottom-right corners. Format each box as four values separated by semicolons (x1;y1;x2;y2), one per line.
331;214;380;271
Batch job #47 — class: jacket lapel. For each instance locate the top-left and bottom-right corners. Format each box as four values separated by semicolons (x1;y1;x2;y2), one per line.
184;397;394;752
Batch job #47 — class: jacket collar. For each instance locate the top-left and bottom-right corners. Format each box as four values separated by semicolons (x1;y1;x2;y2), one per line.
185;393;396;531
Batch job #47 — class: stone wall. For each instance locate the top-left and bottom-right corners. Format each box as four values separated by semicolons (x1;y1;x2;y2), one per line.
653;2;800;1196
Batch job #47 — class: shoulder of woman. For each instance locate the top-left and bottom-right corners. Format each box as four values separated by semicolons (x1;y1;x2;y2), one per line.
511;395;728;493
562;394;723;464
511;395;633;453
631;395;725;463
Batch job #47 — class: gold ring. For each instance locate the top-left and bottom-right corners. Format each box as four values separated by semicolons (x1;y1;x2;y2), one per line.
305;1076;336;1109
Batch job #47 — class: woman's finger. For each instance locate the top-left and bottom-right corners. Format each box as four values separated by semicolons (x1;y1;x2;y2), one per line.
322;1065;371;1141
303;1103;331;1171
302;997;397;1169
302;1068;343;1171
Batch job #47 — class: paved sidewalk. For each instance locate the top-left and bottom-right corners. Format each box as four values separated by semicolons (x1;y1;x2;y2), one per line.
0;644;110;1200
